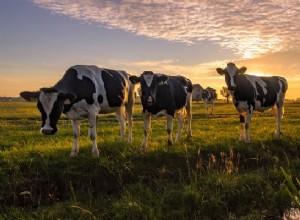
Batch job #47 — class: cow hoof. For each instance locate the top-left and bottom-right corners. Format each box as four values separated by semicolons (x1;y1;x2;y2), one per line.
92;150;99;158
167;140;173;146
70;151;78;157
140;147;146;153
186;134;192;140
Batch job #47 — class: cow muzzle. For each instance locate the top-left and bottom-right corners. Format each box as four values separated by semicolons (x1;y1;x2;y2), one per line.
40;127;55;135
147;96;155;105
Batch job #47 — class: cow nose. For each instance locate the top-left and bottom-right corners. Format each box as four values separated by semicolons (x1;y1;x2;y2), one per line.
147;96;153;103
41;129;52;135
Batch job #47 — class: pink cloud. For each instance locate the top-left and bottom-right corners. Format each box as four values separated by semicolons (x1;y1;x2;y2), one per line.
31;0;300;59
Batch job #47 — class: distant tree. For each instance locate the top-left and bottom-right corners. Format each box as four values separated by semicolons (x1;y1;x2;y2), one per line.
220;87;231;104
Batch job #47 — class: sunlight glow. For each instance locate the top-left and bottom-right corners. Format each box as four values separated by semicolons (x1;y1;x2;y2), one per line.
248;72;273;77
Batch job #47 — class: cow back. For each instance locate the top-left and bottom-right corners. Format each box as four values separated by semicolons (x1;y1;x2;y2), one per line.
149;76;190;115
54;65;129;114
232;74;287;109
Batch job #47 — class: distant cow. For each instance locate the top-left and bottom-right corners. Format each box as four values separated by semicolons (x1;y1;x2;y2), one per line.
192;84;203;102
20;65;135;157
216;63;288;142
129;71;193;151
202;87;217;116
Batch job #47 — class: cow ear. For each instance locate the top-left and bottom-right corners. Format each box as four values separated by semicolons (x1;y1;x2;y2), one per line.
239;67;247;74
58;92;76;104
20;91;40;101
156;75;168;84
216;68;225;75
129;76;141;84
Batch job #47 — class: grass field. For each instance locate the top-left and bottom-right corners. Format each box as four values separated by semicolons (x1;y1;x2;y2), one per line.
0;101;300;219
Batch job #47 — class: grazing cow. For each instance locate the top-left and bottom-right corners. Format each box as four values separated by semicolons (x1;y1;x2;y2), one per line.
202;87;217;116
216;63;288;143
129;71;193;151
21;65;135;157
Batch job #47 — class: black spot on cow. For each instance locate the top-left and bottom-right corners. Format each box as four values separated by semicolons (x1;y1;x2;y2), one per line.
232;75;255;102
255;81;265;106
37;101;47;127
170;77;188;110
54;67;96;112
102;69;126;107
260;76;281;107
98;95;103;104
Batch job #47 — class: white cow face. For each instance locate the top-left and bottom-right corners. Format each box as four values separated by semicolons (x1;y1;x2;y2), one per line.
216;63;247;91
129;71;168;107
37;88;75;135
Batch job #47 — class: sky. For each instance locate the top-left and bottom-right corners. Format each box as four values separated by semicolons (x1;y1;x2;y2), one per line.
0;0;299;99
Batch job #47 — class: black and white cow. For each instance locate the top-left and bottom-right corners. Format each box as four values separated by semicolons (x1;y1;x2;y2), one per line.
216;63;288;143
202;87;217;116
129;71;193;151
21;65;135;157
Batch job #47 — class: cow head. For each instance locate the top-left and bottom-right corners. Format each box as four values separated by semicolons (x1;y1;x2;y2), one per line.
37;88;76;135
202;87;216;101
129;71;168;107
216;63;247;91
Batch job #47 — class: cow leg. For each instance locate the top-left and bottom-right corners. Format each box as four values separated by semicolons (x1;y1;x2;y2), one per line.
239;114;246;142
206;104;209;116
211;102;214;115
245;109;253;143
70;120;80;157
88;113;99;157
141;112;151;151
175;112;184;142
125;103;133;143
166;115;174;146
186;95;192;139
115;106;126;141
273;104;283;135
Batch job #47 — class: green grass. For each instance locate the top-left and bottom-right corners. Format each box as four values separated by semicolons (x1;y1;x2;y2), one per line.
0;101;299;219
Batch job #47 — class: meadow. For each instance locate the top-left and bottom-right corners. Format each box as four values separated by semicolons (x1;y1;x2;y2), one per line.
0;101;300;219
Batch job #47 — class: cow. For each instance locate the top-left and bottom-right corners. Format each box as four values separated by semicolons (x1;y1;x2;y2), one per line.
202;87;217;116
20;65;135;157
129;71;193;151
192;84;203;102
216;63;288;143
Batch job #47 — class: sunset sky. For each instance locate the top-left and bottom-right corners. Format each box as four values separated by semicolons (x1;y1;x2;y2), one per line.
1;0;299;99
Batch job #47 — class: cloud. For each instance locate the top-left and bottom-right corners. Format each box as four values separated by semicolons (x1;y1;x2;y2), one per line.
31;0;300;58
